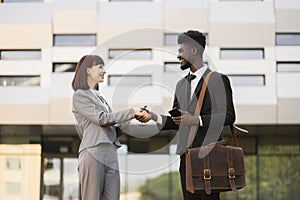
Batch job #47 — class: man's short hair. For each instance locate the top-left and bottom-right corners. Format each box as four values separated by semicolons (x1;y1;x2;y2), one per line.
177;30;206;52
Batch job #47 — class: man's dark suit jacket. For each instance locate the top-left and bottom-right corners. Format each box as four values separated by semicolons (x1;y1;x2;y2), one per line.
159;68;236;155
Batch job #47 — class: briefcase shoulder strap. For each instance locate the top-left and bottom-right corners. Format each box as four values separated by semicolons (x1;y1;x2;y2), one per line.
187;71;241;148
187;71;213;148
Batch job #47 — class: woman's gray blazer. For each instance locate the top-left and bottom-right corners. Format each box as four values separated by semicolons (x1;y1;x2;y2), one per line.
72;89;135;153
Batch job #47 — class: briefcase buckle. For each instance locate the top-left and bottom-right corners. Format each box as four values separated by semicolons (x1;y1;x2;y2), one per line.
203;169;211;180
228;168;235;179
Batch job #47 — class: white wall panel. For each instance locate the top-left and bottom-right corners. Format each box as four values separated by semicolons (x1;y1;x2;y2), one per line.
0;4;52;48
52;47;95;62
233;87;277;105
53;0;97;10
275;0;300;32
0;25;52;49
276;47;300;61
277;73;300;98
98;2;162;46
235;105;277;124
53;10;97;34
0;88;50;104
209;1;275;47
0;3;52;24
277;98;300;124
163;0;208;32
99;2;161;24
97;27;163;48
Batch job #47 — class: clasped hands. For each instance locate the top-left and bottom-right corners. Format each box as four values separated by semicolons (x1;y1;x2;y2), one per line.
134;107;199;125
134;106;151;123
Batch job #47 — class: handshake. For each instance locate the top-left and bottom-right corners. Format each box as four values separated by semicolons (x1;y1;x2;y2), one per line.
134;106;152;123
133;106;198;126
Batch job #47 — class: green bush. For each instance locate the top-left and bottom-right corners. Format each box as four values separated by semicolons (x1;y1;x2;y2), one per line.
138;172;182;200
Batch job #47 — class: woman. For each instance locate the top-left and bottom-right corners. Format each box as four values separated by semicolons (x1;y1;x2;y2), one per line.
71;55;149;200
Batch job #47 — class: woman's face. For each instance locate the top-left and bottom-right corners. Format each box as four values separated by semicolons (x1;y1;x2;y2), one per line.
87;64;106;84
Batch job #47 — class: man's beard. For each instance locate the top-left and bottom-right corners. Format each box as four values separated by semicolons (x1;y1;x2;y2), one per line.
180;61;192;70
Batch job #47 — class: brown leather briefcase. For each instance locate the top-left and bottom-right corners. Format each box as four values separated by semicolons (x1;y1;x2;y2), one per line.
185;140;246;194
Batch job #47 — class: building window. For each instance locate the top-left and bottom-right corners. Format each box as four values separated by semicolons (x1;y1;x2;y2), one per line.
53;34;97;46
0;76;40;86
164;33;179;46
220;48;264;59
164;61;208;72
164;62;181;72
53;63;77;72
109;0;152;1
108;75;152;86
6;182;21;195
228;75;265;86
0;50;41;60
277;62;300;72
276;33;300;46
7;158;21;170
3;0;42;2
219;0;262;1
108;49;152;60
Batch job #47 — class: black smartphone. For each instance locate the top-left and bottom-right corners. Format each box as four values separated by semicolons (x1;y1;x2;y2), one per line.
168;108;182;117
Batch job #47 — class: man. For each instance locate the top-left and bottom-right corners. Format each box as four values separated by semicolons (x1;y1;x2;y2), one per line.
150;30;236;199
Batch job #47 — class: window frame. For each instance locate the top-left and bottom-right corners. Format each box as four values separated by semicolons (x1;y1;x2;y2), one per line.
220;48;265;59
53;34;97;46
0;49;41;60
107;74;152;86
228;74;265;86
108;48;152;60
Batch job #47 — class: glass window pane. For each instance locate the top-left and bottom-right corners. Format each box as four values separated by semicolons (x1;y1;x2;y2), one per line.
63;158;79;200
7;158;21;170
228;75;265;86
53;63;77;72
164;33;179;46
6;182;21;195
108;75;152;86
53;34;96;46
43;158;61;200
276;33;300;46
220;48;264;59
3;0;42;2
164;62;208;73
220;0;261;1
0;76;40;86
108;49;152;60
277;62;300;72
0;50;41;60
164;62;181;72
109;0;152;1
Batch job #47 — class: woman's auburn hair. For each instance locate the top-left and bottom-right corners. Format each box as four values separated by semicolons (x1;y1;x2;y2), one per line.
71;55;104;91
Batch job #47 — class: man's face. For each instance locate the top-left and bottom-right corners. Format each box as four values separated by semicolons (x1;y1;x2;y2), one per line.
177;43;192;70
